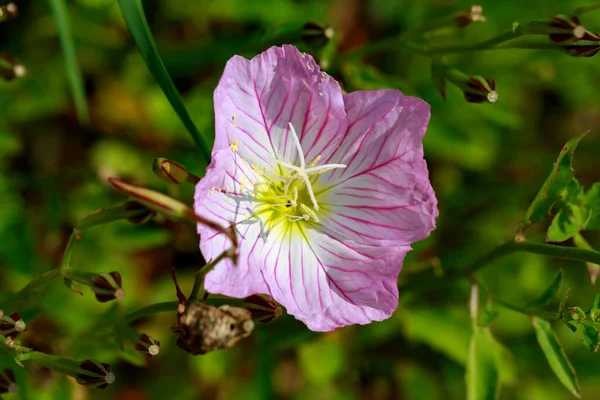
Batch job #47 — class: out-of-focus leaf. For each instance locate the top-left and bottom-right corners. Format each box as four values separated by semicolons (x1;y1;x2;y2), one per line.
520;132;586;231
574;234;600;284
587;183;600;230
341;63;412;92
117;0;211;163
528;269;563;309
571;321;600;353
298;337;346;386
531;317;581;399
478;299;499;327
402;307;470;365
466;328;501;400
47;0;89;124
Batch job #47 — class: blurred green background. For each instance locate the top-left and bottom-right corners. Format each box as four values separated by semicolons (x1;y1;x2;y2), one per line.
1;0;600;399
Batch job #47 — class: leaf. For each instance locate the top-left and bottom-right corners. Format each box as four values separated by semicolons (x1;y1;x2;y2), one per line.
520;132;587;231
586;183;600;230
547;179;590;242
117;0;211;163
574;234;600;284
572;322;600;352
528;269;563;309
466;328;501;400
478;299;499;327
531;317;581;399
47;0;89;124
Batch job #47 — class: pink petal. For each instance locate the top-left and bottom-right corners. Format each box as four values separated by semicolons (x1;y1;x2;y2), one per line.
258;224;410;331
194;149;269;296
317;90;438;246
213;45;347;170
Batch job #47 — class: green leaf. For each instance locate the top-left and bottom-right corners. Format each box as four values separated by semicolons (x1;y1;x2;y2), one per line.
520;132;586;231
466;328;501;400
547;180;590;242
117;0;211;164
478;299;499;327
47;0;89;124
586;183;600;230
528;269;563;309
573;234;600;284
572;322;600;352
531;317;581;399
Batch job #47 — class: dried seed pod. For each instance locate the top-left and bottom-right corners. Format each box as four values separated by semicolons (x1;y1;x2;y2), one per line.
175;302;254;355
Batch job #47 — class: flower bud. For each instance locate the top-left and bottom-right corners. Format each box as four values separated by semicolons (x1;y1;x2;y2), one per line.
549;14;599;43
153;158;190;185
463;76;498;103
0;3;18;23
564;41;600;58
76;360;115;389
135;334;160;357
0;312;26;339
301;22;335;46
0;369;18;395
63;270;124;302
569;306;586;322
0;53;26;81
243;295;283;324
454;6;486;28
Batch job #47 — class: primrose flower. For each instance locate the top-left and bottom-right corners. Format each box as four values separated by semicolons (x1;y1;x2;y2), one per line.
194;45;437;331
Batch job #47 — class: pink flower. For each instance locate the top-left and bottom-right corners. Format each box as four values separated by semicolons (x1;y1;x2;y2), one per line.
194;45;437;331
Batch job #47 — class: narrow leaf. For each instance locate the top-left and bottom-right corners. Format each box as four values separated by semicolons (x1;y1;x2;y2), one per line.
531;317;581;399
48;0;89;124
117;0;211;163
572;321;600;352
528;269;563;309
586;182;600;230
466;328;501;400
520;132;587;231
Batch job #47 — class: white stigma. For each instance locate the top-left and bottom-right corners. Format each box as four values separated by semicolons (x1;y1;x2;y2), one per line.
277;122;346;212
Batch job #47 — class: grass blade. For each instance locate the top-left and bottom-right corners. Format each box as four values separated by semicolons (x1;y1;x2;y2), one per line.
117;0;211;163
48;0;89;124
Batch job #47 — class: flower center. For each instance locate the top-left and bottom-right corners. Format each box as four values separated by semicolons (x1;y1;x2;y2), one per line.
254;123;346;226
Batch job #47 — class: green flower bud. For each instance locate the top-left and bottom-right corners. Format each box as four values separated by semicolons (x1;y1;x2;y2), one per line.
243;295;283;324
569;306;587;322
301;22;335;46
153;158;190;185
549;14;599;43
464;76;498;103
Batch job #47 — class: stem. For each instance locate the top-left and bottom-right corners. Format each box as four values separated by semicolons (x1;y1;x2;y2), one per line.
574;2;600;16
123;301;178;324
5;203;148;311
402;238;600;294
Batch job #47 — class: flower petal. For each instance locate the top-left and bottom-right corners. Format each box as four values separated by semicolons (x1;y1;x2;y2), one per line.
213;45;347;170
194;149;269;296
258;224;409;331
317;90;437;246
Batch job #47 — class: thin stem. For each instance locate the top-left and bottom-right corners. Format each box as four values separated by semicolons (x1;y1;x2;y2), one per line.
402;238;600;294
123;301;179;324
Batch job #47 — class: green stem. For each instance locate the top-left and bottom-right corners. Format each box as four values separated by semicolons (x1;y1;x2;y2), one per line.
574;2;600;16
123;301;178;324
402;239;600;294
5;203;148;311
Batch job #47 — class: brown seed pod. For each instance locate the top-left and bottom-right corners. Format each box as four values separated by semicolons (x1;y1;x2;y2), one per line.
175;302;255;355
